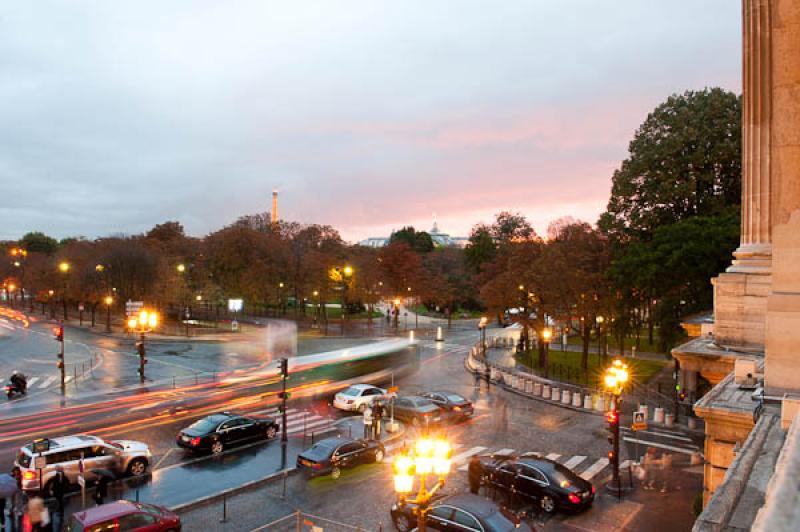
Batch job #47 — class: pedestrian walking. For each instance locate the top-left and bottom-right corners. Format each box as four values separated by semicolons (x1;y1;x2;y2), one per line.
474;368;481;390
484;365;491;388
658;452;673;493
641;447;658;490
22;497;50;532
467;456;483;495
362;405;373;439
92;476;109;506
50;467;69;520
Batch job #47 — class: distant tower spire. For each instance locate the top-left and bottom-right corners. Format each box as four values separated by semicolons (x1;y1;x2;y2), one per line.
271;190;279;224
431;212;439;234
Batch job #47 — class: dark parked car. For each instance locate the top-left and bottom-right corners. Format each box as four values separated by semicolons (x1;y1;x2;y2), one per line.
419;391;474;421
176;412;279;454
391;493;531;532
481;453;594;514
296;436;385;479
392;396;443;427
65;500;181;531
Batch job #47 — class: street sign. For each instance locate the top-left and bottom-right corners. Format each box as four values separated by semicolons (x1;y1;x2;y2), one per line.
632;411;647;431
387;386;398;394
125;300;144;317
78;303;85;312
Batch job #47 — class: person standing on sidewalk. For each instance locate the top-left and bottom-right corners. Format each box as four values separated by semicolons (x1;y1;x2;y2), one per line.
658;452;673;493
362;405;373;439
641;447;658;490
51;467;69;521
468;456;483;495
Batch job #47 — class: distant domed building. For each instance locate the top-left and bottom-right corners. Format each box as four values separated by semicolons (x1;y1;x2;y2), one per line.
358;220;467;248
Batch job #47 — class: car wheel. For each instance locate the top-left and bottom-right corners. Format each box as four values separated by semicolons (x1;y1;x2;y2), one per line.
211;440;224;455
394;514;412;532
540;495;556;514
358;403;367;414
331;467;341;480
374;449;384;463
127;458;148;477
266;425;278;440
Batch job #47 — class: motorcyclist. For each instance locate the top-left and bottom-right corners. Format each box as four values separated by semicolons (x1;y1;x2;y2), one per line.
9;371;27;394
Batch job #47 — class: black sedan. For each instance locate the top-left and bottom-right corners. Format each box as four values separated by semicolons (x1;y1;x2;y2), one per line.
176;412;279;454
419;391;474;421
296;437;385;479
392;396;444;427
481;454;594;514
391;493;531;532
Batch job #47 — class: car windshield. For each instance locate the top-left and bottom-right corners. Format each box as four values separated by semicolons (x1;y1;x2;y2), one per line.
188;418;219;432
340;387;361;396
16;450;31;468
412;398;434;407
445;394;465;403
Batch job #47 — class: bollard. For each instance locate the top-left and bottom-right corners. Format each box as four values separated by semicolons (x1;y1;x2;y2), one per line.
551;387;560;401
534;382;542;396
639;404;649;422
220;495;228;523
561;389;571;404
583;394;593;409
653;407;665;424
436;326;443;342
572;392;582;407
595;395;605;412
542;385;551;399
525;380;533;393
665;413;674;428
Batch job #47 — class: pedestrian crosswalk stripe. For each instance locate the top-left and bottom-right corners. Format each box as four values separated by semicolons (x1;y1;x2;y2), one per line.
579;458;609;480
622;427;693;443
622;437;698;455
40;376;56;387
545;453;560;461
495;448;515;456
620;460;632;470
562;456;587;469
27;377;39;387
287;418;331;434
452;446;487;463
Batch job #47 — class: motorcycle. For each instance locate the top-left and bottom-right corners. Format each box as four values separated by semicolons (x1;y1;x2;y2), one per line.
5;378;27;399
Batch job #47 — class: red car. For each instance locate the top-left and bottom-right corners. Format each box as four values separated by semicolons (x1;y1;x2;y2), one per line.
65;500;181;532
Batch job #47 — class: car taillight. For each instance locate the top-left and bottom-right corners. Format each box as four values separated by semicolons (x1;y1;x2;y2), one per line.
568;493;581;504
22;471;36;481
312;462;322;469
453;406;462;411
591;485;596;494
190;437;201;446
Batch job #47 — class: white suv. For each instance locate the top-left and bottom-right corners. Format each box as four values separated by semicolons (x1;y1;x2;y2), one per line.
15;435;151;495
333;384;387;413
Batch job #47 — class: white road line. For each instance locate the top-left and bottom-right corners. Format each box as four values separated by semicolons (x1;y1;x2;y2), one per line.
545;453;561;461
623;437;698;455
249;408;299;416
620;459;633;470
40;376;56;388
563;456;587;470
579;458;609;480
26;377;39;388
495;448;515;456
622;428;693;443
456;446;490;471
288;419;332;434
65;376;73;383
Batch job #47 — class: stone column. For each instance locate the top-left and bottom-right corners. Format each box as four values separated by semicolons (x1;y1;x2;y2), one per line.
764;0;800;395
712;0;774;350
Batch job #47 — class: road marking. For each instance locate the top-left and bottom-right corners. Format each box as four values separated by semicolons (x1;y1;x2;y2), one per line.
622;427;693;443
287;419;332;434
40;376;56;388
494;448;515;456
153;448;176;470
623;437;698;455
545;453;560;461
579;458;609;480
563;455;587;470
455;446;489;471
620;459;633;470
26;377;39;388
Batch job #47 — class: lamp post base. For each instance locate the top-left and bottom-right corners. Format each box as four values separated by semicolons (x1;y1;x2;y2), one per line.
604;478;634;496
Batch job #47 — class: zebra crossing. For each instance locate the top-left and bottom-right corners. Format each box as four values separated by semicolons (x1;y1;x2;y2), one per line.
247;407;337;437
620;426;701;456
382;442;616;482
16;375;74;389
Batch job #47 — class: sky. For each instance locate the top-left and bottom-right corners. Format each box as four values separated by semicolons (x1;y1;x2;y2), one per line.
0;1;741;243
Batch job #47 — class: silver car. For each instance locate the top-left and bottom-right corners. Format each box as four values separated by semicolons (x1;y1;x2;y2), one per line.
14;434;152;495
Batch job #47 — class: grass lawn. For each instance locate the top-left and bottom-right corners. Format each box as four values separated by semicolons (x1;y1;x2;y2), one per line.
411;305;483;319
566;330;666;355
319;308;384;319
515;348;668;388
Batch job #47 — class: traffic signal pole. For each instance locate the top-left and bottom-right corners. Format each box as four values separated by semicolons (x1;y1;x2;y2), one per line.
279;357;289;468
55;325;65;390
137;332;147;383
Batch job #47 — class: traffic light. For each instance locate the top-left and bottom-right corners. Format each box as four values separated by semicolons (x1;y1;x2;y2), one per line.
279;358;289;378
606;410;618;444
278;391;291;401
53;326;64;342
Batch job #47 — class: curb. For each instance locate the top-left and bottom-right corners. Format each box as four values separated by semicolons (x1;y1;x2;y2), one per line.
170;467;297;514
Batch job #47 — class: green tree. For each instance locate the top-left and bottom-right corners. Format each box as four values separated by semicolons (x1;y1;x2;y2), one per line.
389;226;434;253
20;232;59;254
599;88;741;242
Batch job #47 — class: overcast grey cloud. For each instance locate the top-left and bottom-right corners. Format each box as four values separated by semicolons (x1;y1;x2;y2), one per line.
0;1;740;242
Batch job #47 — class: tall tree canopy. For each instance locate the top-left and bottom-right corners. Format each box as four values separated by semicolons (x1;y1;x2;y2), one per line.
599;88;741;242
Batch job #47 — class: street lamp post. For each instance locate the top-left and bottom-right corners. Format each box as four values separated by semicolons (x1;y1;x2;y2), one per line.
542;327;552;378
104;296;113;333
58;261;70;320
478;317;488;357
393;438;452;532
127;309;159;384
603;359;630;499
596;316;606;361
